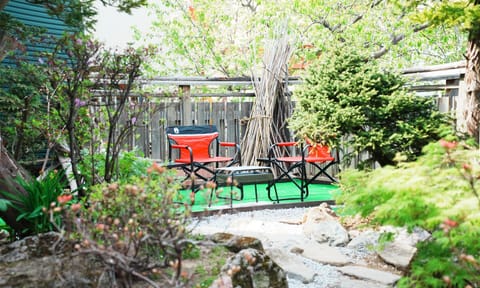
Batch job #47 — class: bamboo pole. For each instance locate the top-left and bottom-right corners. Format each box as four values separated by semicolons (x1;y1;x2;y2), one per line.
241;29;293;166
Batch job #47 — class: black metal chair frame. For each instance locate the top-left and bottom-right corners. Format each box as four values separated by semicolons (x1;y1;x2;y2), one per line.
261;141;337;202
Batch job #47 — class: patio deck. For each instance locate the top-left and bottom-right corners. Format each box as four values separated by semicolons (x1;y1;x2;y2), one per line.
177;181;340;214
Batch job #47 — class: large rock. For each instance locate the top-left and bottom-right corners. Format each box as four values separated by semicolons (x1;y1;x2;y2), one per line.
330;277;390;288
211;248;288;288
302;204;349;246
0;232;70;263
0;233;103;287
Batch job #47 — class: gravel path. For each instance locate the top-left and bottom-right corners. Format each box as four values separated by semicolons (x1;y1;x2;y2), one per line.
189;207;383;288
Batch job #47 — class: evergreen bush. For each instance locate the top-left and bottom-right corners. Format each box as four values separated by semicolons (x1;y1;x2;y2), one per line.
289;47;450;167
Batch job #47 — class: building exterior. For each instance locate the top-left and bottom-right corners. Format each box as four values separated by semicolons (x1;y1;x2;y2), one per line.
2;0;74;65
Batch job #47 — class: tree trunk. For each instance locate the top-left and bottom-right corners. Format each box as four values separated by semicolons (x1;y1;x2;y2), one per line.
0;0;9;10
0;144;31;234
457;5;480;142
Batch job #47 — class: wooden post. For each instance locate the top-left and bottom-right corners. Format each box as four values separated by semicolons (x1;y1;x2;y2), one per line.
456;75;467;133
445;79;459;112
180;85;192;125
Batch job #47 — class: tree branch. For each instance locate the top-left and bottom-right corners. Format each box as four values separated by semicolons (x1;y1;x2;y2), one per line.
240;0;257;13
371;22;431;59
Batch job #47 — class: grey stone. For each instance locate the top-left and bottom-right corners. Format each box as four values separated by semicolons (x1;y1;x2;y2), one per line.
302;205;349;247
0;235;102;288
381;226;431;246
330;276;390;288
338;265;402;285
377;241;417;270
209;275;233;288
347;230;380;254
266;247;316;283
298;240;351;266
217;248;288;288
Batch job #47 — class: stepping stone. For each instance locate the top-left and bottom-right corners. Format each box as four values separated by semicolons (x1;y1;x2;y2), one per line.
296;240;351;266
331;277;390;288
338;265;401;285
266;248;316;284
377;241;417;270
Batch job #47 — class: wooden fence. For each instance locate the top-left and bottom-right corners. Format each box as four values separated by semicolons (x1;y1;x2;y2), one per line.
133;99;253;161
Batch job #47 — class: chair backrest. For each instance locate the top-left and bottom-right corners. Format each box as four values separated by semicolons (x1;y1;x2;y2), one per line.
166;125;219;161
305;137;332;158
307;144;331;158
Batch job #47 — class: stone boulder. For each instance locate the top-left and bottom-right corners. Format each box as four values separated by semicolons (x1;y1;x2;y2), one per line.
0;232;104;287
210;248;288;288
302;203;349;246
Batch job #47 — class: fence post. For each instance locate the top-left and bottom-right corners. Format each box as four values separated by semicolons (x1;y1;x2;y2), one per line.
180;85;192;125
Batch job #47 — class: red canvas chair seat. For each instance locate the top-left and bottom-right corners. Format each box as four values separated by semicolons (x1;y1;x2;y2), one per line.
166;125;240;195
266;140;337;202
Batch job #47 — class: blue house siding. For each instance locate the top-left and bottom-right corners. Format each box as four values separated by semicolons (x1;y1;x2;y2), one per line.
2;0;75;65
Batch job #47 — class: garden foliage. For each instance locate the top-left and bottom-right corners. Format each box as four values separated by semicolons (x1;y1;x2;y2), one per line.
0;62;48;162
337;140;480;287
0;170;66;237
289;47;450;167
62;163;193;286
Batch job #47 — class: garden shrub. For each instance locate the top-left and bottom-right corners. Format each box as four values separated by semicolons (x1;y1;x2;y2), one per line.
289;47;450;168
78;148;153;186
61;163;193;286
337;139;480;286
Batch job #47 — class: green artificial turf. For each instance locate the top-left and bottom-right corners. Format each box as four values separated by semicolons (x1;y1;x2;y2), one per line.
0;183;339;227
176;181;340;213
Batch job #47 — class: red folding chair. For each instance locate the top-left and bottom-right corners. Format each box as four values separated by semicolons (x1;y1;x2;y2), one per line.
266;139;337;201
166;125;241;193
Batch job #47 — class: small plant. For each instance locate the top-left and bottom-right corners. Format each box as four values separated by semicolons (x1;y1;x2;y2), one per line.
0;170;67;237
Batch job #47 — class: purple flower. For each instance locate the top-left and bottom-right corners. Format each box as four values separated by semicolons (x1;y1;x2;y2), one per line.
75;38;83;45
74;98;86;107
131;117;137;125
38;57;44;64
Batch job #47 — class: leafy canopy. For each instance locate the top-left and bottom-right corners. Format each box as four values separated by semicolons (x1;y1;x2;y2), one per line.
288;47;450;167
397;0;480;33
142;0;464;77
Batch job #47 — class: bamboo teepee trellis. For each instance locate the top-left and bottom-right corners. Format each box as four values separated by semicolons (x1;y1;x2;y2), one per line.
241;32;294;166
